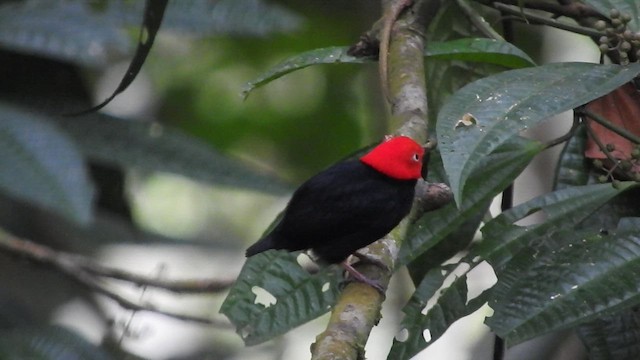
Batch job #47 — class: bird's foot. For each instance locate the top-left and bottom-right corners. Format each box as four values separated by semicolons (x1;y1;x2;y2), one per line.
340;261;385;295
352;252;391;272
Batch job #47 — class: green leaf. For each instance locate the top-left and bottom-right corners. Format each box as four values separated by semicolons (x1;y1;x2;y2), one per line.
577;308;640;360
425;38;535;68
582;0;639;31
0;1;130;67
487;217;640;345
553;125;590;190
478;182;631;269
437;62;640;206
0;104;94;224
389;268;493;360
53;113;290;194
398;136;544;265
78;0;168;114
242;39;533;98
0;325;113;360
220;250;341;345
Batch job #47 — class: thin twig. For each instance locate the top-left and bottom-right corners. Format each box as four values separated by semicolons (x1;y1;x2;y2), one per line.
580;108;640;145
493;3;604;37
457;0;505;40
545;112;581;149
0;227;233;326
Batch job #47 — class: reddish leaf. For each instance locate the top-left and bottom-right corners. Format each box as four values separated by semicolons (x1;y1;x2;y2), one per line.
585;83;640;160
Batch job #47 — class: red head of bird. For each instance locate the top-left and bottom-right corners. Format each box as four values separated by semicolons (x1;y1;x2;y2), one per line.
359;136;424;180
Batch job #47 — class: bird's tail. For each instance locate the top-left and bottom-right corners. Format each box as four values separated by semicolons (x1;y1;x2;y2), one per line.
245;235;276;257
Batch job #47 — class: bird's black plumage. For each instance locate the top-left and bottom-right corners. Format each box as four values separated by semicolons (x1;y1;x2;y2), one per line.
245;160;417;263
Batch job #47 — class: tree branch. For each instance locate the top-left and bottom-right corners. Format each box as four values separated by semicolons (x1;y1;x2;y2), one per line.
311;1;444;358
0;227;234;327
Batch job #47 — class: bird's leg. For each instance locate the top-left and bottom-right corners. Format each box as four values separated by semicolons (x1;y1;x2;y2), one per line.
340;260;385;294
352;251;391;271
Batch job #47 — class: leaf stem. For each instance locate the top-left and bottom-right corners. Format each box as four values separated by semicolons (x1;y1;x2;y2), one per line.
580;108;640;145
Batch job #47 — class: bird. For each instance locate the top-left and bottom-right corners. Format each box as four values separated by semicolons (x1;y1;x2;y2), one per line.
245;135;424;291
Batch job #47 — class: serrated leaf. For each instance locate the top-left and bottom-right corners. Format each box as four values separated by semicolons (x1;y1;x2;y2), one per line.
220;250;341;345
0;0;130;67
487;217;640;345
398;136;544;265
577;308;640;360
0;104;94;224
53;113;290;194
0;325;112;360
437;62;640;206
582;0;639;31
389;269;493;360
553;125;589;190
478;182;631;269
243;39;533;98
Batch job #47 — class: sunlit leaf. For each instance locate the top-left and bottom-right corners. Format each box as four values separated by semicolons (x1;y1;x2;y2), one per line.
437;62;640;206
0;104;94;224
220;250;341;345
487;217;640;345
53;113;290;194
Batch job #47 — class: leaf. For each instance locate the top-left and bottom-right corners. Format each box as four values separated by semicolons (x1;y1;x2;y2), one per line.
220;250;341;345
389;268;493;360
478;182;632;269
553;125;590;190
159;0;303;37
582;0;639;31
425;38;535;68
53;113;290;194
437;62;640;206
0;325;113;360
487;217;640;345
398;136;544;265
0;104;94;224
242;39;533;98
577;308;640;360
0;0;130;67
77;0;168;114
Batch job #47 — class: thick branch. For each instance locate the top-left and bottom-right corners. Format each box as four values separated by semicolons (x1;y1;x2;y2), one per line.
311;1;444;357
0;228;234;326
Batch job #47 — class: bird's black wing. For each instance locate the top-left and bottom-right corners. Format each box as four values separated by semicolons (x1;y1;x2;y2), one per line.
273;161;414;249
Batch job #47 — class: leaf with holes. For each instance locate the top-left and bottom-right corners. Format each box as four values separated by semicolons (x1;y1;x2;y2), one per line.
0;104;94;224
477;182;634;270
398;136;544;265
389;267;493;360
582;0;639;31
437;62;640;206
53;113;290;194
487;217;640;345
220;250;341;345
242;38;533;98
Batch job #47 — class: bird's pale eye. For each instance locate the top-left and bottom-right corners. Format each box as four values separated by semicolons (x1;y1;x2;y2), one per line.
412;153;420;162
